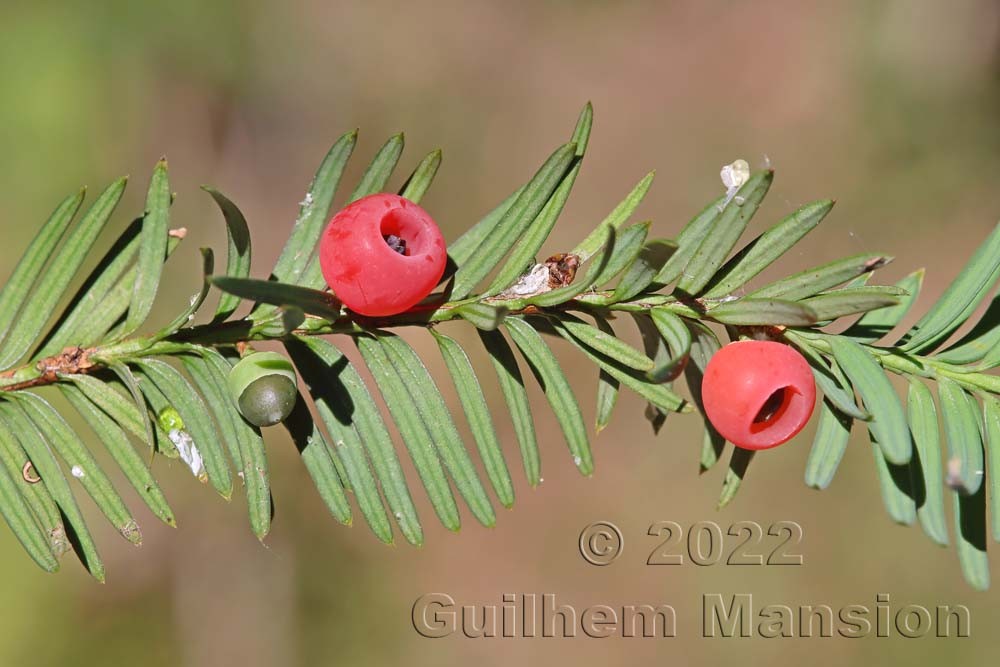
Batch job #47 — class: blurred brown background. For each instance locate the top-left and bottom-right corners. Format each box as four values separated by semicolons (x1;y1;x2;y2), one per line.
1;1;999;665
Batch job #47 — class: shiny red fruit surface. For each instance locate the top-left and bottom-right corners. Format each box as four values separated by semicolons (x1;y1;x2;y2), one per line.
319;193;447;316
702;340;816;450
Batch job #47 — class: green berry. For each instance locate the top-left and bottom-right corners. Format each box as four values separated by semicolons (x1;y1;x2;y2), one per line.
227;351;298;427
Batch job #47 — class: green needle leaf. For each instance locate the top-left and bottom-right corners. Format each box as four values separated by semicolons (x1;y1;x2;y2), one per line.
182;351;271;539
785;334;869;421
348;132;405;202
0;415;60;572
451;142;578;299
356;335;461;531
675;170;773;296
378;333;496;527
36;218;141;357
0;179;125;369
250;306;307;338
124;162;169;336
479;329;541;486
590;221;650;287
399;148;442;203
280;395;353;526
116;362;177;458
0;189;85;346
448;185;525;268
704;199;834;298
685;321;726;472
213;276;341;321
647;309;692;383
748;253;892;301
902;222;1000;353
289;131;406;293
953;481;990;591
289;336;422;546
0;414;68;560
632;314;671;432
830;337;912;465
804;400;853;490
653;194;725;287
556;313;654;372
592;314;621;433
487;162;581;295
612;239;678;302
47;232;183;353
870;438;917;525
433;331;515;508
800;286;903;321
718;448;754;510
843;269;924;343
906;379;948;546
154;248;214;340
17;392;141;545
981;340;1000;371
454;302;508;331
282;130;403;311
134;359;233;499
286;339;395;544
267;130;357;291
61;383;174;528
937;378;984;496
572;171;655;263
935;294;1000;366
0;446;59;572
63;372;155;451
486;105;591;295
505;317;592;475
547;316;687;414
179;353;244;470
708;298;818;327
0;401;104;581
202;187;252;322
569;101;594;153
983;396;1000;541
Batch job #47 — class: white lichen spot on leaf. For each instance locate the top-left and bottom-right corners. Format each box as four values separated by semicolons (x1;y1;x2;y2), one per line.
495;254;580;300
169;428;205;479
719;158;750;210
501;263;550;298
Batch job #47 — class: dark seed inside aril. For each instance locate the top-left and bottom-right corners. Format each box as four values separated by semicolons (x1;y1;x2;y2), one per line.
753;387;787;424
383;234;407;255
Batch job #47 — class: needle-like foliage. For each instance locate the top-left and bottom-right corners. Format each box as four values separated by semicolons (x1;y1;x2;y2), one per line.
0;104;997;591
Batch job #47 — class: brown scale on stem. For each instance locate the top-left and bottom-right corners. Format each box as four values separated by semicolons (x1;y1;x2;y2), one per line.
0;346;96;392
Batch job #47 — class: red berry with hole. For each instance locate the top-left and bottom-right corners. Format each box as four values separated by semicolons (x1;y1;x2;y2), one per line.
319;193;447;316
701;340;816;450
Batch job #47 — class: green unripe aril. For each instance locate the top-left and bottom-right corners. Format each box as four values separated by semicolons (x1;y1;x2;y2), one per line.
228;352;298;427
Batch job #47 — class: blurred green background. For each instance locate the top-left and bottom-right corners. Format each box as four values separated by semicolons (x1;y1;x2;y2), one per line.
1;1;999;664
